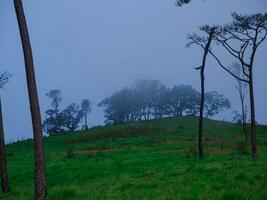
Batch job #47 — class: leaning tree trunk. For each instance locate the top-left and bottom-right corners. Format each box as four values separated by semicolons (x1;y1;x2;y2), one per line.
249;70;257;160
0;99;10;194
13;0;47;199
198;29;214;159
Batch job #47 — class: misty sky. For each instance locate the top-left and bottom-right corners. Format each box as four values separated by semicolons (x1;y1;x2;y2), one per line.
0;0;267;141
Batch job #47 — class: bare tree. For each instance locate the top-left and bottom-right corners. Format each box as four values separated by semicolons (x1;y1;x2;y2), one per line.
0;72;11;194
187;26;215;159
231;62;248;141
13;0;47;199
203;13;267;160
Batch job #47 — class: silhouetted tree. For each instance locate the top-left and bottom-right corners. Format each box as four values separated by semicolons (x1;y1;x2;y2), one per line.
204;13;267;160
81;99;92;130
167;85;199;117
44;90;63;133
13;0;47;198
187;26;215;159
99;88;134;124
46;90;62;114
0;72;11;194
62;103;83;131
132;80;166;120
43;91;84;134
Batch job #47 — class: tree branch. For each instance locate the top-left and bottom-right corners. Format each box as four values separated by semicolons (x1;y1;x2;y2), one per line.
208;50;249;83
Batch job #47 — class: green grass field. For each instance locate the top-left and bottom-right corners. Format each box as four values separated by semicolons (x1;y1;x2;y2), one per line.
1;117;267;200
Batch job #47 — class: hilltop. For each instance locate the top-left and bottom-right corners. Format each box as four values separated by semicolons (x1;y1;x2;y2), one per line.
1;117;267;200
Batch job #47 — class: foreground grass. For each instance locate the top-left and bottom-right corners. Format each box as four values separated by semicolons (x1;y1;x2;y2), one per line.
1;117;267;200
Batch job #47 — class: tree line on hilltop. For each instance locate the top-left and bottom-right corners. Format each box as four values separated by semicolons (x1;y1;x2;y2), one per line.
98;79;231;124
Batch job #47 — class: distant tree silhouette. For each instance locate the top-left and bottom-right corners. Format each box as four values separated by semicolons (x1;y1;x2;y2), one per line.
231;62;248;141
43;91;84;134
62;103;83;131
99;80;230;125
13;0;47;198
46;90;62;114
131;80;166;120
0;72;11;194
44;90;63;133
168;85;199;117
204;91;231;118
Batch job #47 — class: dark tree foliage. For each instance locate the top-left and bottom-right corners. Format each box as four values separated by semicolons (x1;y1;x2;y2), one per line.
176;0;191;7
176;0;205;6
43;91;88;134
62;103;83;131
131;80;167;120
43;90;63;134
99;80;230;124
168;85;200;116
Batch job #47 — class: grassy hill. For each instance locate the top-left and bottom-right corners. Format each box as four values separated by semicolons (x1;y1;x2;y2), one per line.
1;117;267;200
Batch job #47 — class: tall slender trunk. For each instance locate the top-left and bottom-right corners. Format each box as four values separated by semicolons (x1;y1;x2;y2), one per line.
13;0;47;199
198;29;214;159
248;43;257;160
198;68;205;159
249;70;257;160
240;95;247;141
0;99;10;194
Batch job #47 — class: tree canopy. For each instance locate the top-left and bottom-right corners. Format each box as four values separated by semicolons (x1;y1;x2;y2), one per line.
99;80;230;124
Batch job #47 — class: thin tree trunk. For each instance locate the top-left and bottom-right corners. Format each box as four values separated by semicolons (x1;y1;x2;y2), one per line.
0;99;10;194
240;95;248;141
198;29;214;159
249;71;257;160
13;0;47;199
198;71;205;159
85;109;88;130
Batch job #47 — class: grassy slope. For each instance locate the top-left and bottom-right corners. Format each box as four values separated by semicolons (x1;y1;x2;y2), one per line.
1;117;267;200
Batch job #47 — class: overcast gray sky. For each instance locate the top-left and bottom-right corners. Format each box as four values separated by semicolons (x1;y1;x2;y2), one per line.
0;0;267;141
